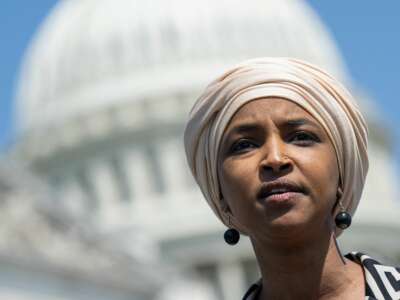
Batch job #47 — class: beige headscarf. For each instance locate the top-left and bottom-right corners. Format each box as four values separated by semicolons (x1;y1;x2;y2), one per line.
183;57;369;236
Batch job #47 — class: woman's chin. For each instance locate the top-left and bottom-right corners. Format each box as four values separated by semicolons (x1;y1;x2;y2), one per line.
260;211;313;238
268;216;306;232
262;201;307;224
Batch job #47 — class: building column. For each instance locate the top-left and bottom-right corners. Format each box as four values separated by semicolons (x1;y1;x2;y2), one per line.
89;159;123;228
216;260;246;300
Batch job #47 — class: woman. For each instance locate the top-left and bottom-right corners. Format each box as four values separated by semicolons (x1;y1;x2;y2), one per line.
183;58;400;299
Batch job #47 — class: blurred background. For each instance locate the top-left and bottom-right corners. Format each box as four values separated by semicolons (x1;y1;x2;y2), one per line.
0;0;399;299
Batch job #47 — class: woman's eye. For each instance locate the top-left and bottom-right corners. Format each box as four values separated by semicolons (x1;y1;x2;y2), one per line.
290;131;319;145
230;139;256;153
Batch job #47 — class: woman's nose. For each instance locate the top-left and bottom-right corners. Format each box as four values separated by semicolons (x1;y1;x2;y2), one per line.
259;136;292;174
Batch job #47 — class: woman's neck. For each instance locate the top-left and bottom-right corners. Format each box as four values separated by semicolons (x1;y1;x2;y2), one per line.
251;230;364;300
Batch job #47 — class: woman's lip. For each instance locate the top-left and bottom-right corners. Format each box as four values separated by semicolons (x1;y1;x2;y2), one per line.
257;179;306;199
262;191;303;203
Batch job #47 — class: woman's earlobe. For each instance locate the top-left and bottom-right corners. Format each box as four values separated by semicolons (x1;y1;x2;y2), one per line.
331;187;343;214
220;195;232;214
219;189;231;218
336;187;343;200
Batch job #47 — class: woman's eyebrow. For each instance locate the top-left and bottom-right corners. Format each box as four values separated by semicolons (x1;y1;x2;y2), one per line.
225;122;261;138
285;118;320;129
223;118;321;142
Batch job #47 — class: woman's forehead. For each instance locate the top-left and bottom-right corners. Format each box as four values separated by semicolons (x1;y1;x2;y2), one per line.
227;97;315;127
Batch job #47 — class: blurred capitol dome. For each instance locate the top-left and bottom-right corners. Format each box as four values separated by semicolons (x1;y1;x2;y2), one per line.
16;0;349;134
10;0;400;299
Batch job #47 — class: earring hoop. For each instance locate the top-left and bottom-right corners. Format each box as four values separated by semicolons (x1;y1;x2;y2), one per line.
223;215;240;245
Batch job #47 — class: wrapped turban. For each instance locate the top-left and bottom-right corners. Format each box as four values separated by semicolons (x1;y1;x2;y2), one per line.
183;57;369;236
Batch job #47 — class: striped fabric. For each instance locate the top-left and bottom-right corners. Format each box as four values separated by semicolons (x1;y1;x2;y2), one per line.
243;252;400;300
346;252;400;300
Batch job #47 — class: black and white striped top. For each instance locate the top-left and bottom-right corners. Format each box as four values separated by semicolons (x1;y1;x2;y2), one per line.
243;252;400;300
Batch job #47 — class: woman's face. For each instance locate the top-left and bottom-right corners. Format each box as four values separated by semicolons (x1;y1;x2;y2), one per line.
217;98;340;242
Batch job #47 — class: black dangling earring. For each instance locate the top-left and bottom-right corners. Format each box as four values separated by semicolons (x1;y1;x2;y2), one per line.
224;215;240;245
224;228;240;245
334;200;351;229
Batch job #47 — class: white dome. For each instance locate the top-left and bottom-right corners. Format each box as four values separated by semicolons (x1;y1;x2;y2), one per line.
16;0;348;133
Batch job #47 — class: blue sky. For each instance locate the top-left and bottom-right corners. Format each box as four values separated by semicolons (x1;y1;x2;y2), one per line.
1;1;399;173
1;0;57;148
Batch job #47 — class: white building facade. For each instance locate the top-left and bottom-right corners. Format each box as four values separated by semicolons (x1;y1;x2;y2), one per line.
4;0;399;299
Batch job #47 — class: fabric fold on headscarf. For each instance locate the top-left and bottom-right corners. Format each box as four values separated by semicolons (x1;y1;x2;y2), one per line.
183;57;369;236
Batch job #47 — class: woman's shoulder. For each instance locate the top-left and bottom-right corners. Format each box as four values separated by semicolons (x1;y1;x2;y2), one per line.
242;279;262;300
242;252;400;300
345;251;400;300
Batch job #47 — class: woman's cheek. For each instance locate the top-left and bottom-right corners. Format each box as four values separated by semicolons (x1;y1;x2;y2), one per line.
301;161;338;205
222;161;254;197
